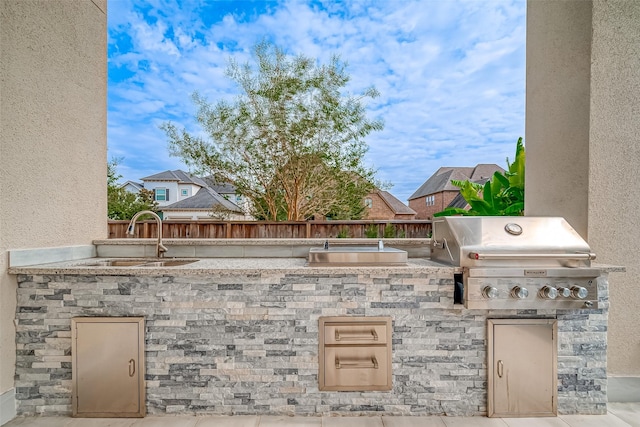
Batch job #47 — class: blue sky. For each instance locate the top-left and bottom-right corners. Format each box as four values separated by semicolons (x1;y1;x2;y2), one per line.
108;0;526;203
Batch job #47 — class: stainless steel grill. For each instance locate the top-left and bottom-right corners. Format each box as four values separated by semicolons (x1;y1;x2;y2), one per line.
431;216;600;309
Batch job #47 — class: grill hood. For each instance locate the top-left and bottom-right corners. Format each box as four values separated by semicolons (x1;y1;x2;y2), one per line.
431;216;595;269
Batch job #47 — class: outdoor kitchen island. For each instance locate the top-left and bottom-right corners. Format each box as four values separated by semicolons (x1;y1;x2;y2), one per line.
10;254;619;418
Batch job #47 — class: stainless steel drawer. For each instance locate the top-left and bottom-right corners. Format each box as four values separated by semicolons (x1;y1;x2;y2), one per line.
324;323;388;345
319;316;392;391
323;346;390;390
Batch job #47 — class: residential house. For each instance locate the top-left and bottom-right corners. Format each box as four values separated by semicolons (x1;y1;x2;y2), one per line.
363;189;416;220
140;170;210;207
122;180;144;194
161;187;245;220
127;170;249;220
202;176;252;216
408;164;504;219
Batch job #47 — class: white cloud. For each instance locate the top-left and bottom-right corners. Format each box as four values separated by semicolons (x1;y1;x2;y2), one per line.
108;0;526;202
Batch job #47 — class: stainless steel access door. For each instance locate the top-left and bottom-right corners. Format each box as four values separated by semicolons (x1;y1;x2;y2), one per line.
487;319;557;418
72;317;145;417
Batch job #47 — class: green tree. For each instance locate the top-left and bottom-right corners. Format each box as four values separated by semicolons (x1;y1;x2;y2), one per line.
107;158;158;220
434;137;525;217
162;41;383;221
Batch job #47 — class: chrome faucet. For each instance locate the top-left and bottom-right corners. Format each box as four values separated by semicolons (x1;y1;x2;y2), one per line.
126;210;168;258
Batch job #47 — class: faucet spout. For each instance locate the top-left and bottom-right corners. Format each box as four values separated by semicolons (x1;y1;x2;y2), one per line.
127;210;167;258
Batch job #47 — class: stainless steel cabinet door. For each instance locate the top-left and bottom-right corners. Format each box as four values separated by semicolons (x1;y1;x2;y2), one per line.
488;319;557;417
72;317;145;417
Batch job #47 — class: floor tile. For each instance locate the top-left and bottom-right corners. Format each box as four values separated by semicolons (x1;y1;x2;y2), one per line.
501;417;568;427
608;377;640;403
608;402;640;427
258;415;321;426
66;419;139;427
4;417;74;427
381;416;447;427
560;413;633;427
194;415;259;427
131;416;198;427
441;417;508;427
1;418;24;427
322;417;384;427
1;418;26;427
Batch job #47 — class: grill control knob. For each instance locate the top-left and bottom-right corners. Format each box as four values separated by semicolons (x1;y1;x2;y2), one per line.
482;286;499;299
556;287;571;298
539;286;558;300
571;286;588;299
510;286;529;299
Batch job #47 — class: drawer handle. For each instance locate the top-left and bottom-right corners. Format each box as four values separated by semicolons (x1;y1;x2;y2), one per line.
129;359;136;377
335;356;379;370
497;360;504;378
335;329;378;341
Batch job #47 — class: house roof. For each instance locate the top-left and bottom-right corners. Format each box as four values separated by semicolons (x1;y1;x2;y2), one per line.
376;190;417;215
121;180;144;191
408;164;504;200
141;170;209;188
202;176;237;194
163;187;243;213
447;192;469;210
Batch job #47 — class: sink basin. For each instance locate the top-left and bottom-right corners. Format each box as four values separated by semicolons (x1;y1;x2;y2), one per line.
81;259;197;267
84;260;147;267
139;260;197;267
308;246;408;266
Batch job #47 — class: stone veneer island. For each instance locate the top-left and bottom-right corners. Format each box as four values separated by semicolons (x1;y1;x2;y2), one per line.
10;255;615;417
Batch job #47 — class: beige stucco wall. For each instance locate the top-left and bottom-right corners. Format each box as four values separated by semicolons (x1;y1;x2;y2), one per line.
589;0;640;376
527;0;640;375
525;0;592;237
0;0;108;401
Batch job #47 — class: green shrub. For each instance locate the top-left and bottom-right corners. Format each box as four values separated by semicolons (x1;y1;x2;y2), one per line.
365;224;379;238
383;223;395;238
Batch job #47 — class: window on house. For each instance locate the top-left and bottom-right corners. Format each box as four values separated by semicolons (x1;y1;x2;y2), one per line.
155;188;168;201
426;195;435;206
364;198;373;208
181;189;188;197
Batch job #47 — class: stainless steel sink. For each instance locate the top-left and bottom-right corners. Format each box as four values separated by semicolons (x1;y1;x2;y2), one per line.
308;246;408;266
81;259;197;267
84;259;147;267
139;260;197;267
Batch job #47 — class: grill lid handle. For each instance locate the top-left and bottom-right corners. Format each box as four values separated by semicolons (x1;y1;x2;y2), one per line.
468;252;596;261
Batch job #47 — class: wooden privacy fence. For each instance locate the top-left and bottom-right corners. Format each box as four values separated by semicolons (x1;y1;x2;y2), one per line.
108;220;433;239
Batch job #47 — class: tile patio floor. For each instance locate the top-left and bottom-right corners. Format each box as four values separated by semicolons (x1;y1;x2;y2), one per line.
3;403;639;427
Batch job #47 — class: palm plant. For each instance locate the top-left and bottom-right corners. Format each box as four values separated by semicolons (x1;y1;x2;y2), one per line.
434;137;525;217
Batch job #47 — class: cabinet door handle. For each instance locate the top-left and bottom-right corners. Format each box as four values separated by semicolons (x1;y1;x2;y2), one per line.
335;329;378;341
335;356;379;369
129;359;136;377
497;360;504;378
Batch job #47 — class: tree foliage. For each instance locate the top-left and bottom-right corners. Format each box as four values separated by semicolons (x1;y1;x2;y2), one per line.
162;41;383;221
434;137;525;217
107;158;158;220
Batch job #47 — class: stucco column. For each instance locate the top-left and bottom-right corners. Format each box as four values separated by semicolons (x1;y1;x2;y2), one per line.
527;0;640;376
0;1;108;420
525;0;592;238
589;0;640;376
